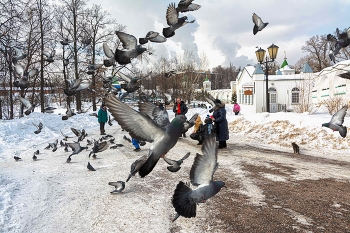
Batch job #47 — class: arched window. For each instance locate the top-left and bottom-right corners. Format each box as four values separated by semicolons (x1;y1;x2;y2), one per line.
291;87;300;104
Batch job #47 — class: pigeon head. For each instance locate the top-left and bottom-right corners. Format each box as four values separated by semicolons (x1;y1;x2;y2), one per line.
136;46;147;54
322;123;329;128
214;181;226;190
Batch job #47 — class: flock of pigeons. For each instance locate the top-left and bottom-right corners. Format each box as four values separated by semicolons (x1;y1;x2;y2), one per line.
8;0;350;224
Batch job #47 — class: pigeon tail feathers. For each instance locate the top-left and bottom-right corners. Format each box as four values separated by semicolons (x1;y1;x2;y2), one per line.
339;126;347;138
172;181;196;218
163;27;175;38
167;166;181;173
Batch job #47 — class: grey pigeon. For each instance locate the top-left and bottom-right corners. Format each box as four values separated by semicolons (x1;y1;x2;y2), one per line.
165;69;185;78
64;79;92;96
163;93;172;105
19;97;36;115
60;37;74;46
252;13;268;35
32;122;43;134
109;145;119;149
45;139;58;152
43;49;55;63
163;3;195;38
32;153;37;161
102;42;116;67
12;47;27;63
60;130;72;141
34;149;39;155
138;101;171;128
105;93;187;177
87;64;103;75
327;33;350;63
109;181;125;194
86;139;93;145
60;140;65;147
70;127;87;142
172;134;226;220
322;105;348;138
176;0;201;13
67;142;88;157
117;71;152;94
13;64;38;89
87;162;96;171
62;105;75;120
14;156;21;161
163;152;190;172
126;154;148;182
139;31;166;45
114;31;147;65
89;140;108;158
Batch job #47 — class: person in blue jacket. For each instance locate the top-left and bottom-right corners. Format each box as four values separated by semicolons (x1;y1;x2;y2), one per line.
98;103;108;135
212;99;229;149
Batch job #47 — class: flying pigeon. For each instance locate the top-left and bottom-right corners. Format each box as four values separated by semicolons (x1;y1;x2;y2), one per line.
43;49;55;63
126;154;148;182
105;93;187;178
252;13;269;35
32;153;37;161
117;71;152;94
12;47;27;64
165;69;185;78
89;140;108;159
338;71;350;80
87;64;103;75
108;181;125;194
19;97;36;116
102;42;116;67
139;31;166;45
109;138;115;144
45;139;58;152
322;105;348;138
70;127;87;142
66;142;88;159
172;134;225;221
13;64;38;89
87;162;96;171
327;33;350;63
138;101;171;129
63;79;92;97
163;93;172;105
14;156;21;161
60;37;74;46
114;31;147;65
176;0;201;13
163;152;190;172
60;130;72;141
32;122;43;134
163;3;195;38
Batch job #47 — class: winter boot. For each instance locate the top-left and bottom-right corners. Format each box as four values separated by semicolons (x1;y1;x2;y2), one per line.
100;129;106;135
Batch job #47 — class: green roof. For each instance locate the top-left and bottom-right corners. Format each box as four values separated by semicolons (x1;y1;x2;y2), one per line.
281;59;288;68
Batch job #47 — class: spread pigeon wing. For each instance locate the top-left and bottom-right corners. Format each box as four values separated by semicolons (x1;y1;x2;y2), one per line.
19;97;32;109
138;102;170;128
166;3;179;26
70;128;81;137
190;134;218;187
115;31;137;50
330;106;348;126
105;93;164;142
252;13;263;27
103;42;115;58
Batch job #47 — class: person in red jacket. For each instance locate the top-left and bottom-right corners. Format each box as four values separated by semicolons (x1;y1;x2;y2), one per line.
173;97;188;137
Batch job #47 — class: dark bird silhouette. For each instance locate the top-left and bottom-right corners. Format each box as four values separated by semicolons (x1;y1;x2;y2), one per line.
87;64;103;75
163;152;190;172
338;70;350;80
13;64;38;89
19;97;36;116
322;105;348;138
105;93;187;178
14;156;21;161
89;140;108;159
163;3;195;38
165;69;185;78
252;13;269;35
70;127;87;142
126;154;148;182
12;47;27;64
327;33;350;63
67;142;88;157
176;0;201;13
32;122;43;134
43;49;55;63
172;134;225;221
114;31;147;65
108;181;125;194
87;162;96;171
139;31;166;45
32;153;37;161
60;37;74;46
34;149;39;155
117;71;152;95
45;139;58;152
108;116;114;126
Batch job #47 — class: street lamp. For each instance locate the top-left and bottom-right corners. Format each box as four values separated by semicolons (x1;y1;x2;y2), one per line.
255;43;279;112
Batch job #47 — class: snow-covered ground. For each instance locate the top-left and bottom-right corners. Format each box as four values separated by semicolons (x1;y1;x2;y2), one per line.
1;103;349;232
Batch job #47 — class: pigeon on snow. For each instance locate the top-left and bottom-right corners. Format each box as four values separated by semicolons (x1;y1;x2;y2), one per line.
252;13;268;35
109;181;125;194
14;156;21;161
45;139;58;152
172;134;226;221
126;154;148;182
163;152;190;172
87;162;96;171
114;31;147;65
322;105;348;138
32;122;43;134
163;3;195;38
105;93;187;178
89;140;108;159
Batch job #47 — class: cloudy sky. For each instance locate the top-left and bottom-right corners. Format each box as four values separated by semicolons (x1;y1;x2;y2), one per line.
88;0;350;69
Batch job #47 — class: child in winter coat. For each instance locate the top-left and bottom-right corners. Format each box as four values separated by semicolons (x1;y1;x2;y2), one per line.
233;103;240;115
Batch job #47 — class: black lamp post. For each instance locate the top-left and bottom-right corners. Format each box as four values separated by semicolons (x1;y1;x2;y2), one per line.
255;44;279;112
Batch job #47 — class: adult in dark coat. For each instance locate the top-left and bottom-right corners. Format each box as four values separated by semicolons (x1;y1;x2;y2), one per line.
173;97;188;137
212;99;229;149
98;103;108;135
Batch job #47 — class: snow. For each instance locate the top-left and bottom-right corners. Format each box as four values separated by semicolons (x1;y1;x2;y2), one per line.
1;103;350;232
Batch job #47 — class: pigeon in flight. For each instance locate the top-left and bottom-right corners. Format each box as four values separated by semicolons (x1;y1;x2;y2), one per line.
338;71;350;80
45;139;58;152
87;162;96;171
139;31;166;45
163;152;190;172
176;0;201;13
13;64;38;89
126;154;148;182
109;181;125;194
60;130;72;141
66;142;88;162
172;134;225;221
117;71;152;94
87;64;103;75
252;13;268;35
327;33;350;63
70;128;87;142
60;37;74;46
105;93;187;178
163;3;195;38
19;97;36;116
12;47;27;64
322;105;348;138
43;49;55;63
32;122;43;134
89;140;108;159
63;79;92;97
165;69;185;78
114;31;147;65
102;42;116;67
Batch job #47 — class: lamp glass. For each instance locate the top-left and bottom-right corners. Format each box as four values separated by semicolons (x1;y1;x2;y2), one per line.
255;48;266;63
267;44;279;60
